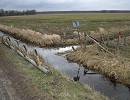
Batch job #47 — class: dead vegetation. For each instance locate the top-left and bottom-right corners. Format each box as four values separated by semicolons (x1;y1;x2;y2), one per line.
0;24;61;46
66;45;130;86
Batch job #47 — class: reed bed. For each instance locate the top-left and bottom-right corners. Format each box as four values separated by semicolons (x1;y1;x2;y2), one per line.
66;45;130;86
0;24;61;46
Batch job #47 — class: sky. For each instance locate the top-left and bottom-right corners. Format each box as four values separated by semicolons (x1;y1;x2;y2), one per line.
0;0;130;11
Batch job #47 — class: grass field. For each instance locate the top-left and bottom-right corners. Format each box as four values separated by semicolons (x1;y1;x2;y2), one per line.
0;13;130;34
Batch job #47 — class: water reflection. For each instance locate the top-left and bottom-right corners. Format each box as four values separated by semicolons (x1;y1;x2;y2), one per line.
73;68;80;81
73;65;100;82
84;69;89;76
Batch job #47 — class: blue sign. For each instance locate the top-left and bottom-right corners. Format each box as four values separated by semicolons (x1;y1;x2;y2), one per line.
72;21;80;27
76;22;80;27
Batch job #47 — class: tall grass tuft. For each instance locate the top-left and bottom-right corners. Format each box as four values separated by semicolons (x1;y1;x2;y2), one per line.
0;24;61;46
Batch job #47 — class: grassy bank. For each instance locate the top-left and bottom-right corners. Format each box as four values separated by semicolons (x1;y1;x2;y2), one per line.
67;39;130;87
0;24;81;47
0;24;62;47
1;24;130;49
0;38;108;100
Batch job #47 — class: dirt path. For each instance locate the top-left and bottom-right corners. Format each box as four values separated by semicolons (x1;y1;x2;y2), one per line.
0;80;10;100
0;43;34;100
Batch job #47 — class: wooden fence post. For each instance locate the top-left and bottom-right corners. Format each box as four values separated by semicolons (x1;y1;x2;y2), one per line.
124;33;127;45
106;31;110;46
6;36;12;46
116;37;119;50
34;49;41;66
117;32;122;50
86;35;114;56
77;28;80;41
83;32;87;50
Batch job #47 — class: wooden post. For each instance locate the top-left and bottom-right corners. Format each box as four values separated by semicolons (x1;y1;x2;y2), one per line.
34;49;41;66
99;35;106;50
14;40;20;51
63;32;66;39
117;32;122;50
116;37;119;50
6;36;13;47
86;35;114;56
2;35;8;44
124;33;127;45
101;35;108;49
83;32;87;49
99;36;103;45
23;45;29;57
72;46;76;51
101;36;105;45
77;28;80;41
106;31;110;46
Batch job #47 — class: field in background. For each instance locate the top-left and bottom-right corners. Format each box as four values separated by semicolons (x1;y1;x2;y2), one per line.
0;13;130;35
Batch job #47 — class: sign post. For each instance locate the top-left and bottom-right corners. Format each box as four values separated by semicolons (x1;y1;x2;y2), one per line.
72;21;80;40
117;31;122;50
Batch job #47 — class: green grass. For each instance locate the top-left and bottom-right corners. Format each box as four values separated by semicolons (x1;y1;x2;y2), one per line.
0;13;130;34
0;37;108;100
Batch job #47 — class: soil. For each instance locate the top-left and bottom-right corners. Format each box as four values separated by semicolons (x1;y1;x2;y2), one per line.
0;43;35;100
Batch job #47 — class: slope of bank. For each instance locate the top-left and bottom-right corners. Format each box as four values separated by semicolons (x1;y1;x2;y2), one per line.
0;38;108;100
66;44;130;87
0;24;61;47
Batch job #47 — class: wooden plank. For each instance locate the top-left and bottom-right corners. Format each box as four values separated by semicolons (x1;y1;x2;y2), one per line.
86;35;114;56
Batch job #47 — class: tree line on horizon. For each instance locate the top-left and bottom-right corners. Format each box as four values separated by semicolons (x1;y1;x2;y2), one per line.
0;9;36;16
38;10;130;14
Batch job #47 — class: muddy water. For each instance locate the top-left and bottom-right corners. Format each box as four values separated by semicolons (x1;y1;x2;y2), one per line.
0;32;130;100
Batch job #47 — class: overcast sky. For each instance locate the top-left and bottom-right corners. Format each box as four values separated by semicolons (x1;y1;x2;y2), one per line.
0;0;130;11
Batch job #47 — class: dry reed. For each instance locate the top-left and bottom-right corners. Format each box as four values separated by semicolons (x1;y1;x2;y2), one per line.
0;24;61;46
67;45;130;86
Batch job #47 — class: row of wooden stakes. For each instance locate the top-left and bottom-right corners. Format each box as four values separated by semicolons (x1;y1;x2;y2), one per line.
1;35;49;74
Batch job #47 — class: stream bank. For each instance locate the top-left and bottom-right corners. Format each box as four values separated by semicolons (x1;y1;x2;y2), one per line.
0;32;108;100
1;31;130;100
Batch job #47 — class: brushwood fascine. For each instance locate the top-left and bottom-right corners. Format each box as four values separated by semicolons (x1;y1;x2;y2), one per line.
0;24;61;46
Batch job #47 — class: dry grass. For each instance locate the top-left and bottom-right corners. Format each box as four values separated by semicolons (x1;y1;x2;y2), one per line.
90;26;130;35
0;24;61;46
67;45;130;86
89;26;130;40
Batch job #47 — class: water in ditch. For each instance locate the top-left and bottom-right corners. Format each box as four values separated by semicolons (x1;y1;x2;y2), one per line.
0;32;130;100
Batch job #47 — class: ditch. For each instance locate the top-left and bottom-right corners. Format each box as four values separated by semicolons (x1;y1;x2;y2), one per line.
0;31;130;100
